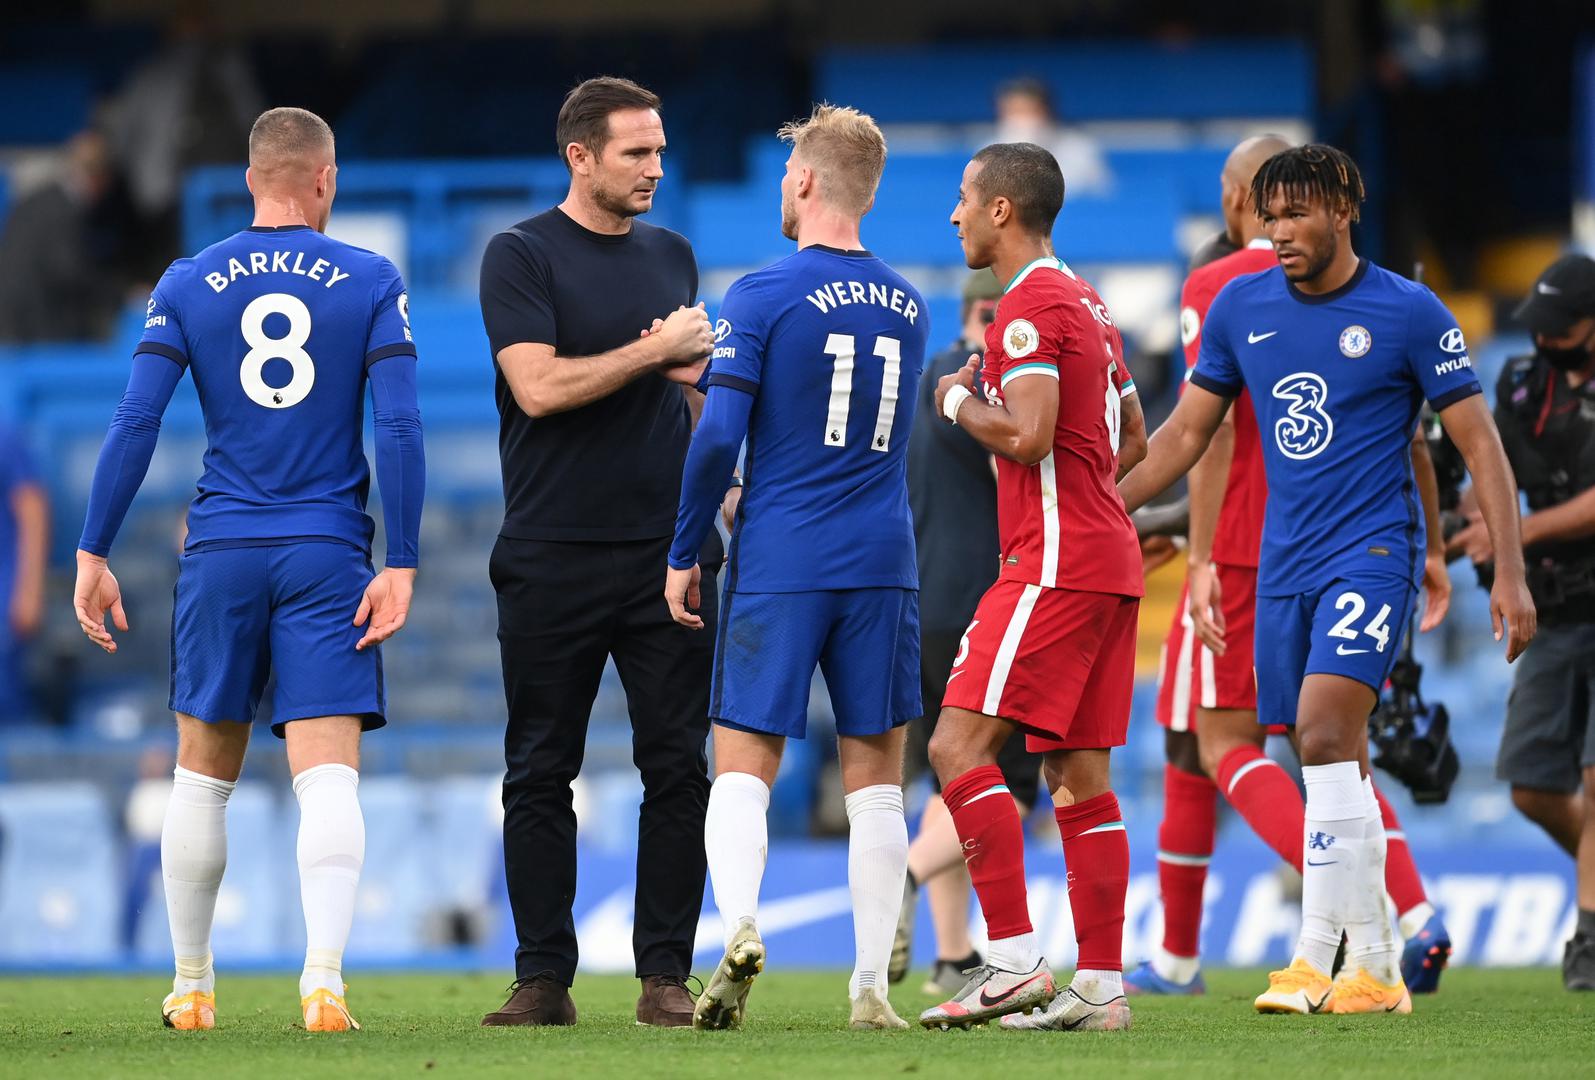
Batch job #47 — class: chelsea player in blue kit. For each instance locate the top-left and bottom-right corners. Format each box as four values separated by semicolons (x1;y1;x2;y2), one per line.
72;109;424;1034
1121;145;1535;1016
663;106;928;1031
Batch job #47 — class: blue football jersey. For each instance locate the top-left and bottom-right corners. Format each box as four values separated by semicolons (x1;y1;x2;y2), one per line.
708;245;929;592
137;224;414;552
1190;259;1481;596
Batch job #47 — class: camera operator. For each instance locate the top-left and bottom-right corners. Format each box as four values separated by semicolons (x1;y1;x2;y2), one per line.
1450;254;1595;991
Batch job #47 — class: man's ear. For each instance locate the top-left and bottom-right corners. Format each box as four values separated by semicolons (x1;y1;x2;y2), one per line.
990;195;1012;229
245;166;255;196
315;164;333;197
565;142;590;177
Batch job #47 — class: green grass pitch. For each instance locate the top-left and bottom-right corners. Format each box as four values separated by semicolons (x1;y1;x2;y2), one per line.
1;969;1591;1078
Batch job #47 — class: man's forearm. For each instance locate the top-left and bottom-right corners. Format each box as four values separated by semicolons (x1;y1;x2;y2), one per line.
503;334;668;418
1461;438;1526;576
953;398;1039;464
1185;417;1233;563
1523;486;1595;548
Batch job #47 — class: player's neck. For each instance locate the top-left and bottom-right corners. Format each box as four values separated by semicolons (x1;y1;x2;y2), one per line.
1293;242;1360;296
558;191;633;237
251;195;314;230
991;237;1054;291
795;211;863;253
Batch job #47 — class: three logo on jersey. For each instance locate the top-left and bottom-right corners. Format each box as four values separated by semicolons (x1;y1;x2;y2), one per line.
1254;324;1469;460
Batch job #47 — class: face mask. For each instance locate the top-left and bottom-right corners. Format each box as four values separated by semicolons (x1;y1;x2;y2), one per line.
1538;329;1595;372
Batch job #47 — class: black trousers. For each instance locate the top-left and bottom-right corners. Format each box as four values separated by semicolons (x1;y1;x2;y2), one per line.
490;534;717;984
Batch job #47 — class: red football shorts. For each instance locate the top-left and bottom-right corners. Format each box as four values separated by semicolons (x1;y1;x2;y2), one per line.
1154;562;1276;732
942;580;1138;752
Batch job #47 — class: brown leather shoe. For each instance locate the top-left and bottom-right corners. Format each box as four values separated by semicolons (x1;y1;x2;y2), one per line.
481;973;577;1027
636;974;696;1027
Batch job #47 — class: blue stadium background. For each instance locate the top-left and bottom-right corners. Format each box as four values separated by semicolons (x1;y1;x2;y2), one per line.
0;5;1591;975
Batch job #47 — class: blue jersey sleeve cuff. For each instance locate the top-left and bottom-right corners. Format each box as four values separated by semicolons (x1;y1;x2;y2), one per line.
706;372;760;395
136;342;188;369
667;553;698;571
1428;382;1482;412
1188;370;1241;398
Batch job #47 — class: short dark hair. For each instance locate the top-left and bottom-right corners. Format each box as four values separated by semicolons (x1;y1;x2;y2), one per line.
1250;143;1365;223
555;76;662;173
970;142;1065;236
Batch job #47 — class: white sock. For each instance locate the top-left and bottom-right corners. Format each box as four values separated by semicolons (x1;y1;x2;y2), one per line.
986;931;1041;973
1346;775;1400;983
162;766;235;995
1296;761;1366;975
705;772;770;949
1398;900;1436;942
1152;945;1201;985
293;763;364;999
1072;968;1125;1002
845;784;908;998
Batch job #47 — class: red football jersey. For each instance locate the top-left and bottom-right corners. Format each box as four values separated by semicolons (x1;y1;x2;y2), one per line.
979;257;1143;598
1178;239;1278;568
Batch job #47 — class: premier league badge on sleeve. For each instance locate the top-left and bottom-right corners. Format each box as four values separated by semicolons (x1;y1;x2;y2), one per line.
1338;324;1372;358
1003;319;1039;359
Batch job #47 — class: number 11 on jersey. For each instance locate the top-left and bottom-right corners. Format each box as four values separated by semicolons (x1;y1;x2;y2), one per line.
824;333;902;452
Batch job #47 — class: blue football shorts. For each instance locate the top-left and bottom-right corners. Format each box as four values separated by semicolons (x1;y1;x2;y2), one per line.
711;587;921;739
170;540;386;737
1254;571;1416;727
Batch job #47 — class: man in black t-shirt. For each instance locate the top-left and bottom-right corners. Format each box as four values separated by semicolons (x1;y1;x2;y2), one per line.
477;77;718;1028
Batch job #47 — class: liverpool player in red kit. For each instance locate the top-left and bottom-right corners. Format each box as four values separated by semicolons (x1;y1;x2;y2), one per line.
919;143;1140;1033
1134;137;1455;997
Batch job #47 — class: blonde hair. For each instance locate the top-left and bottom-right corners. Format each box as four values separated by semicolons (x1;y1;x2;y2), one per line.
777;103;886;216
248;107;334;183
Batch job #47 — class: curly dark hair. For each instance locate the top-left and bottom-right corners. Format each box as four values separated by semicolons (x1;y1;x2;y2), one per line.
1250;143;1365;223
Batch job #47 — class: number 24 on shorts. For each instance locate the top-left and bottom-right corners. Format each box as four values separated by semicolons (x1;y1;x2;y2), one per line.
1326;590;1391;655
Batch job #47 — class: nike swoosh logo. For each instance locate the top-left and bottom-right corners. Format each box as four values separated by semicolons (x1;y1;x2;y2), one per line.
1307;989;1332;1013
1538;282;1561;295
979;974;1041;1008
1306;859;1337;866
946;670;965;684
1335;645;1368;655
1248;331;1278;343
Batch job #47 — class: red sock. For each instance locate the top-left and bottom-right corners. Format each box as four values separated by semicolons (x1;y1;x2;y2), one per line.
943;765;1032;939
1056;792;1129;972
1374;783;1428;918
1157;766;1217;959
1216;745;1305;873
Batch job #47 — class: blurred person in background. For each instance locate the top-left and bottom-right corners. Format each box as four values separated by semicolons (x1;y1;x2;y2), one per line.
0;131;124;342
0;422;47;723
891;268;1042;997
991;78;1111;198
99;1;264;277
1452;254;1595;991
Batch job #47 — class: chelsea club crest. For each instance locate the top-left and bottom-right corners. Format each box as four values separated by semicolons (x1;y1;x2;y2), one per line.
1338;324;1372;358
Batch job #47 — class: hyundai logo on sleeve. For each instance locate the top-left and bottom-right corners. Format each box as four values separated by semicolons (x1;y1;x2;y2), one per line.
1439;328;1467;354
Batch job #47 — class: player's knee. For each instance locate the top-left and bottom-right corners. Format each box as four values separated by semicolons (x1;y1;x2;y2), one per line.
1165;729;1203;775
926;721;978;783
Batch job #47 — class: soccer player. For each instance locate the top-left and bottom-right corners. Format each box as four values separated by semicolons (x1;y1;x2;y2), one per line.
73;107;424;1033
664;104;928;1031
916;142;1142;1033
1132;136;1455;997
1120;144;1534;1015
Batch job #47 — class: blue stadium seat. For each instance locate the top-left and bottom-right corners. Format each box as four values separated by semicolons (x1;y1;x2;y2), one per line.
0;782;119;961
